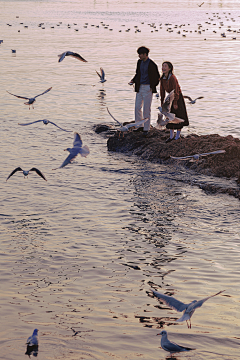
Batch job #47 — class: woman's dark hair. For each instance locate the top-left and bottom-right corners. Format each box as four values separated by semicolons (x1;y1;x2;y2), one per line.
161;61;173;79
137;46;149;55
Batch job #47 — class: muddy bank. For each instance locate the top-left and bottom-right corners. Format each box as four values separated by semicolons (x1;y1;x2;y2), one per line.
103;126;240;199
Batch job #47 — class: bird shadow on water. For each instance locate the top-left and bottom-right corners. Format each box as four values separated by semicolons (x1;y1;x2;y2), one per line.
25;345;38;358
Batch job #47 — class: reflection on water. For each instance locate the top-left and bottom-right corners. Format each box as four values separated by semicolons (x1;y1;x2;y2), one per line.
1;0;240;359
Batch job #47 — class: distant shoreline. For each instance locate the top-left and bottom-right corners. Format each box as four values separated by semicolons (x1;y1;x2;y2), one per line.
102;126;240;200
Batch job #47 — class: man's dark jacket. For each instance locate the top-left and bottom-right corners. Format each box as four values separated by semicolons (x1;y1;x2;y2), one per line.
132;59;160;93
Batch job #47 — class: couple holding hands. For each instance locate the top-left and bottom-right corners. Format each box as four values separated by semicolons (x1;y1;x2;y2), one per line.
129;46;189;142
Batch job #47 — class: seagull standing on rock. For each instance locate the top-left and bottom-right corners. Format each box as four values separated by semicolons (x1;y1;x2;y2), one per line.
53;132;90;169
7;87;52;109
151;289;225;328
157;330;194;353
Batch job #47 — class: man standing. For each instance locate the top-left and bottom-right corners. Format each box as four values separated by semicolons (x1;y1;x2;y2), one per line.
129;46;160;133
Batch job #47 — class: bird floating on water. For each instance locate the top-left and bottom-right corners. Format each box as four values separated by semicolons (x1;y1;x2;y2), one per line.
96;68;106;83
53;132;90;170
26;329;39;346
58;51;87;63
6;167;47;181
183;95;204;104
157;330;194;353
170;149;226;162
107;107;148;135
151;289;225;328
18;119;72;132
7;87;52;109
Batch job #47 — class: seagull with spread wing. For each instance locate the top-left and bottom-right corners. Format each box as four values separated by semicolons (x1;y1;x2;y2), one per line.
170;149;226;162
58;51;87;63
157;330;194;353
183;95;204;104
53;132;90;170
151;289;225;328
18;119;72;132
157;90;184;127
6;167;47;181
96;68;106;83
107;107;148;136
7;87;52;109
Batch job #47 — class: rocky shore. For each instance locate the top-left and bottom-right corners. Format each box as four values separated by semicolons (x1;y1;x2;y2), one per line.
95;125;240;200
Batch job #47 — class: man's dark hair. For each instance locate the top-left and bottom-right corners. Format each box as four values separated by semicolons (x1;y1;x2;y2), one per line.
137;46;149;55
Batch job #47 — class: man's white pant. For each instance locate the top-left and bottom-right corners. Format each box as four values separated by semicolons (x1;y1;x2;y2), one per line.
135;84;153;131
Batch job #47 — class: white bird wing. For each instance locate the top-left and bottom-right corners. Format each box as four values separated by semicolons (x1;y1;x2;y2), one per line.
58;150;79;169
34;87;52;98
175;312;191;322
48;121;72;132
188;290;225;311
107;107;123;127
162;338;190;352
164;113;176;122
7;90;29;100
79;145;90;157
151;290;188;312
170;155;194;160
168;116;184;124
127;118;148;129
162;89;175;114
199;150;226;157
73;132;83;148
18;120;43;126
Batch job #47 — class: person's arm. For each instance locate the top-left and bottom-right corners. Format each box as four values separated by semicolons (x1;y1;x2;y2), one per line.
160;80;165;106
129;60;139;84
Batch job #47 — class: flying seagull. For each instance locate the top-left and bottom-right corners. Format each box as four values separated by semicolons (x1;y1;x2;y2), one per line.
157;90;184;127
151;289;225;328
53;132;90;170
7;87;52;109
198;2;204;7
170;149;226;162
107;107;148;135
183;95;204;104
96;68;106;83
58;51;87;63
157;330;194;353
6;167;47;181
26;329;39;346
18;119;72;132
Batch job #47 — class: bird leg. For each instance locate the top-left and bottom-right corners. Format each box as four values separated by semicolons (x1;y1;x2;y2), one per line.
186;320;191;329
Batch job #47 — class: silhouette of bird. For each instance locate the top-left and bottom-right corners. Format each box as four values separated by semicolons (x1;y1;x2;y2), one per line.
151;289;225;328
18;119;71;132
58;51;87;63
198;2;204;7
96;68;106;83
183;95;204;104
170;149;226;162
53;132;90;169
157;330;194;353
6;167;47;181
7;87;52;109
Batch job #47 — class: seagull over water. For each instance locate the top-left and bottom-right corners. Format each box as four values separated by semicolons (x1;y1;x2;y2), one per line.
183;95;204;104
157;90;184;127
6;167;47;181
151;289;225;328
53;132;90;170
96;68;106;83
7;87;52;109
26;329;39;346
171;149;226;162
107;107;148;135
58;51;87;63
157;330;194;353
18;119;72;132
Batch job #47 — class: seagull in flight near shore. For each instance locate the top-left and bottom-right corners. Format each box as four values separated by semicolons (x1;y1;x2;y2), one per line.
170;149;226;162
6;167;47;181
156;90;184;127
157;331;194;353
26;329;39;346
96;68;106;83
53;132;90;170
198;2;204;7
183;95;204;104
58;51;87;63
7;87;52;109
18;119;72;132
107;107;148;135
151;289;225;328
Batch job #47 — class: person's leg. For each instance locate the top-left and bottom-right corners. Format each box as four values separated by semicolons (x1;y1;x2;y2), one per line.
135;86;144;123
175;129;181;140
142;85;153;131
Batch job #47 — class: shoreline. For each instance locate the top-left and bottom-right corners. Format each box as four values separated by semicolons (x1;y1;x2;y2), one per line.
98;126;240;200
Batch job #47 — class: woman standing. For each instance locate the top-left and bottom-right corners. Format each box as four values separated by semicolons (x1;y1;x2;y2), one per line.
160;61;189;143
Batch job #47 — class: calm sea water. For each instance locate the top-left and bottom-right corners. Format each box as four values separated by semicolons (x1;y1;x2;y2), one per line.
0;1;240;359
